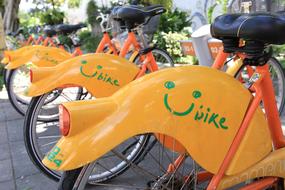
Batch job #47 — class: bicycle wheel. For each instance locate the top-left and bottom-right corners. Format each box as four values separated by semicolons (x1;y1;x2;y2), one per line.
58;135;206;190
134;48;175;69
3;68;10;88
237;57;285;114
7;66;31;115
268;57;285;114
58;135;285;190
152;48;175;69
24;90;150;182
6;65;82;116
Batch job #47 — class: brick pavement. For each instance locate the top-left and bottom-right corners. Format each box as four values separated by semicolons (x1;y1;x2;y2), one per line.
0;90;57;190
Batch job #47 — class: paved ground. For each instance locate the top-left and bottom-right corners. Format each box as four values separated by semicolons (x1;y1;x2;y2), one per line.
0;90;57;190
1;88;285;190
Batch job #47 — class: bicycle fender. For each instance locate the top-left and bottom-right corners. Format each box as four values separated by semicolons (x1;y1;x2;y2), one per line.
42;66;272;175
26;53;140;97
5;46;72;69
218;147;285;189
1;46;32;64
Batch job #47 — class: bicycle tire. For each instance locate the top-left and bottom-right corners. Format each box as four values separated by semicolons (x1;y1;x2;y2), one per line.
58;168;83;190
3;68;10;88
7;67;31;115
57;135;203;190
236;57;285;114
134;47;175;69
7;67;84;116
268;57;285;114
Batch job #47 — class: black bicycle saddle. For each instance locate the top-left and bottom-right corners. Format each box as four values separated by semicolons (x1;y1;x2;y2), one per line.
211;12;285;45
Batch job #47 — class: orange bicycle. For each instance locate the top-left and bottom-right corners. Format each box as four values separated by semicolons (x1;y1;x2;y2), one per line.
23;4;174;183
49;12;285;190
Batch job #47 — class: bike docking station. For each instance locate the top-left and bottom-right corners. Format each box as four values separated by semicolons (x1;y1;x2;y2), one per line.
180;24;223;66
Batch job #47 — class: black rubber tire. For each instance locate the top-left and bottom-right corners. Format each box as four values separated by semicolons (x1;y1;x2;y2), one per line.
58;169;83;190
134;47;175;69
3;68;10;89
268;57;285;114
6;68;28;115
151;47;175;68
56;138;156;190
236;57;285;114
24;95;60;181
7;67;84;116
276;179;284;190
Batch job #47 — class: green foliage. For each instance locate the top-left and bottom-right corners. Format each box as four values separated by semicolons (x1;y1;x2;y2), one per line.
58;34;73;47
158;9;191;33
216;0;228;13
140;0;172;10
68;0;81;8
279;59;285;69
87;0;100;25
273;45;285;57
39;9;65;25
32;0;64;9
176;56;198;65
19;12;41;27
154;31;193;63
207;0;228;23
32;0;81;8
110;0;123;6
25;0;81;26
0;0;4;11
207;4;218;24
273;45;285;68
154;9;192;63
79;30;102;53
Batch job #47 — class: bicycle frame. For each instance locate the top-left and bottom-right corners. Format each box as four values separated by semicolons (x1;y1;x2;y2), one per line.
206;50;285;190
169;50;285;189
43;49;285;190
96;30;158;72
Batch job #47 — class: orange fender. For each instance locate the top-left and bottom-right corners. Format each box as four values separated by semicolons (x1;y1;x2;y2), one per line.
43;66;272;176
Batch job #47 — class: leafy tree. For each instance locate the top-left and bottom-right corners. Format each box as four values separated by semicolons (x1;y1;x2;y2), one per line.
153;8;192;63
39;9;65;25
32;0;64;10
0;0;4;15
68;0;81;8
158;8;191;33
141;0;172;10
87;0;100;25
28;0;81;25
3;0;21;32
207;0;228;23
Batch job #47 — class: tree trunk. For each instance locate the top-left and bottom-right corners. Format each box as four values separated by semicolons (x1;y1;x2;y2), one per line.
3;0;21;32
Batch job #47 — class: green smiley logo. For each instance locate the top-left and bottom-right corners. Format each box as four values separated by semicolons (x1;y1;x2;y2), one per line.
79;60;120;86
192;91;202;99
164;81;175;89
162;83;228;130
81;60;87;64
